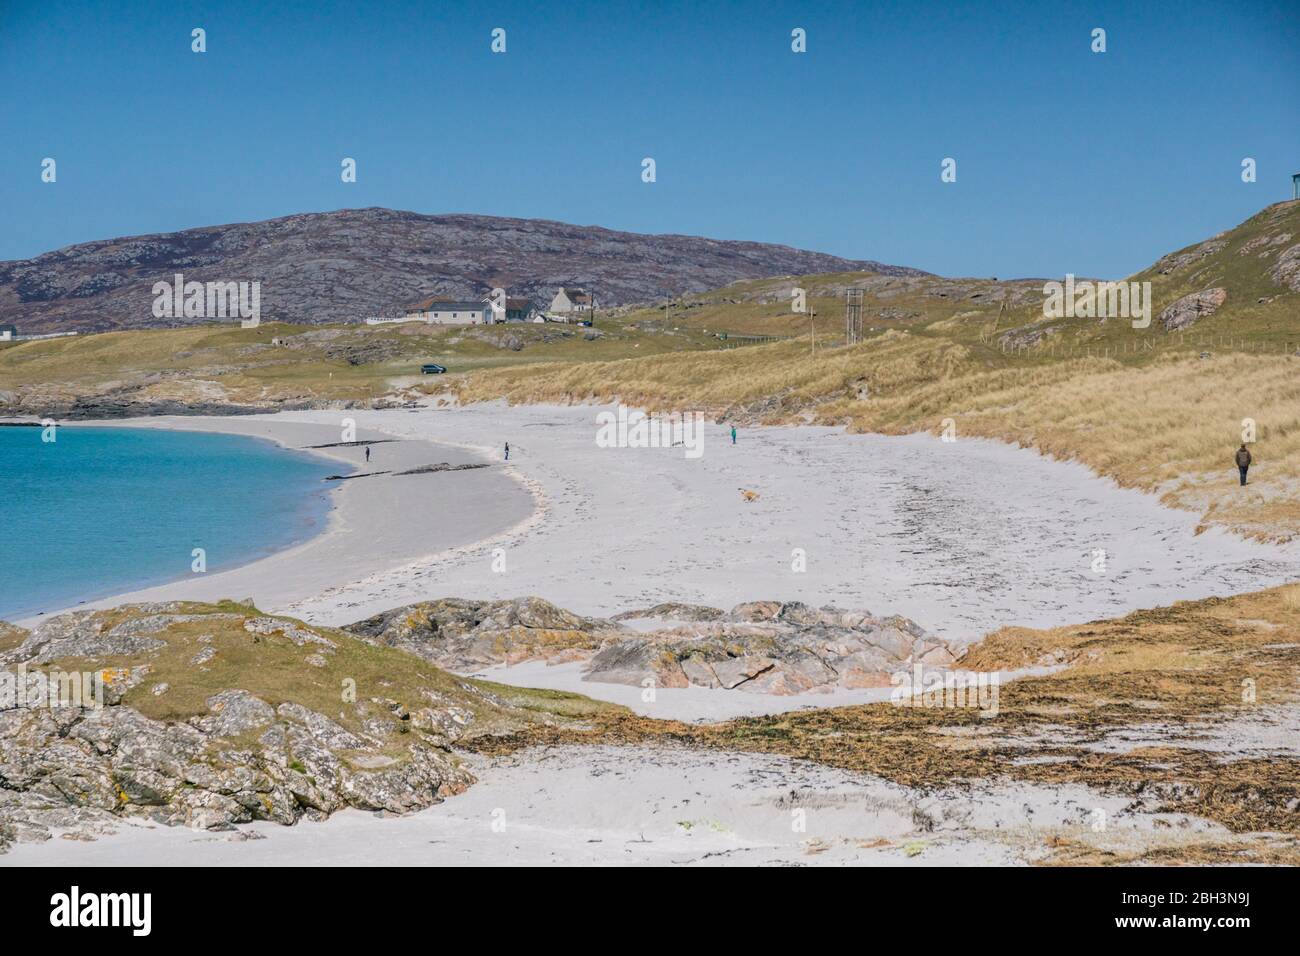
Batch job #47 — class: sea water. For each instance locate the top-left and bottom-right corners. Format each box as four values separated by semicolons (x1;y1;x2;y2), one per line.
0;425;336;621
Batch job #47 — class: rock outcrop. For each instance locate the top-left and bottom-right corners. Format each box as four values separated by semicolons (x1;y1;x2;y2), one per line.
1154;238;1227;275
586;601;954;694
997;323;1058;350
1269;243;1300;293
345;597;958;696
1157;287;1227;331
612;602;726;623
0;691;472;849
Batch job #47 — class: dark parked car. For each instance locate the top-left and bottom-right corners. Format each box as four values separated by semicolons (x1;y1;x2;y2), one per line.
420;363;447;374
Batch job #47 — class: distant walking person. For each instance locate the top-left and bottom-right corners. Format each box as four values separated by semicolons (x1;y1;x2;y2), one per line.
1236;443;1252;486
730;425;737;445
504;442;510;461
365;446;371;463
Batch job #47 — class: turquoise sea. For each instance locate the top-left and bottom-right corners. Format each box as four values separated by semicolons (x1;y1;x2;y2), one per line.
0;425;336;621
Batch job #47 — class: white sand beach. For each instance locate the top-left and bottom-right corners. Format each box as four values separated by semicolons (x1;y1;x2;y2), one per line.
102;402;1295;644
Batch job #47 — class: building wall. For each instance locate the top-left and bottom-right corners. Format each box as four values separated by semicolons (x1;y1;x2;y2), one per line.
422;308;488;325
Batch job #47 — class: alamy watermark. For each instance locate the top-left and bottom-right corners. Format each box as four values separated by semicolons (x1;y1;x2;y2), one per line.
595;405;705;459
890;663;1000;715
1;665;106;710
1043;274;1151;329
50;886;151;936
152;272;261;327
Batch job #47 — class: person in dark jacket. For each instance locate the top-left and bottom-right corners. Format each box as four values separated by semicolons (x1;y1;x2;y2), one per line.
1236;444;1252;485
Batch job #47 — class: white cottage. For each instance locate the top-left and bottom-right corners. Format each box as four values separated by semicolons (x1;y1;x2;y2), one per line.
548;288;595;314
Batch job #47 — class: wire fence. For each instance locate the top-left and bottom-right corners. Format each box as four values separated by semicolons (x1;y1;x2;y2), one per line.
714;332;789;349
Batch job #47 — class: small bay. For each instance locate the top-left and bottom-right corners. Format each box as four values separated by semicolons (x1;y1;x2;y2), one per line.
0;425;336;620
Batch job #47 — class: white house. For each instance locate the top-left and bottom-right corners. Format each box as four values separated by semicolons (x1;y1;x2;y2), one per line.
548;288;595;314
0;325;14;342
402;298;493;325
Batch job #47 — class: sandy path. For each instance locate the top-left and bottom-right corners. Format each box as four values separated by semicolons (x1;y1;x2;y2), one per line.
0;745;1224;867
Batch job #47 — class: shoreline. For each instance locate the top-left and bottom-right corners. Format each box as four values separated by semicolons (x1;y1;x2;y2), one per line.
14;414;535;627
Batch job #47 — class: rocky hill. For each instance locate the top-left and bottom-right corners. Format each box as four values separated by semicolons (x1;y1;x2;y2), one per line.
0;208;925;335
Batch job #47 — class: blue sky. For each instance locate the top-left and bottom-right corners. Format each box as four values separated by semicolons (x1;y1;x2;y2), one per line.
1;0;1297;278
